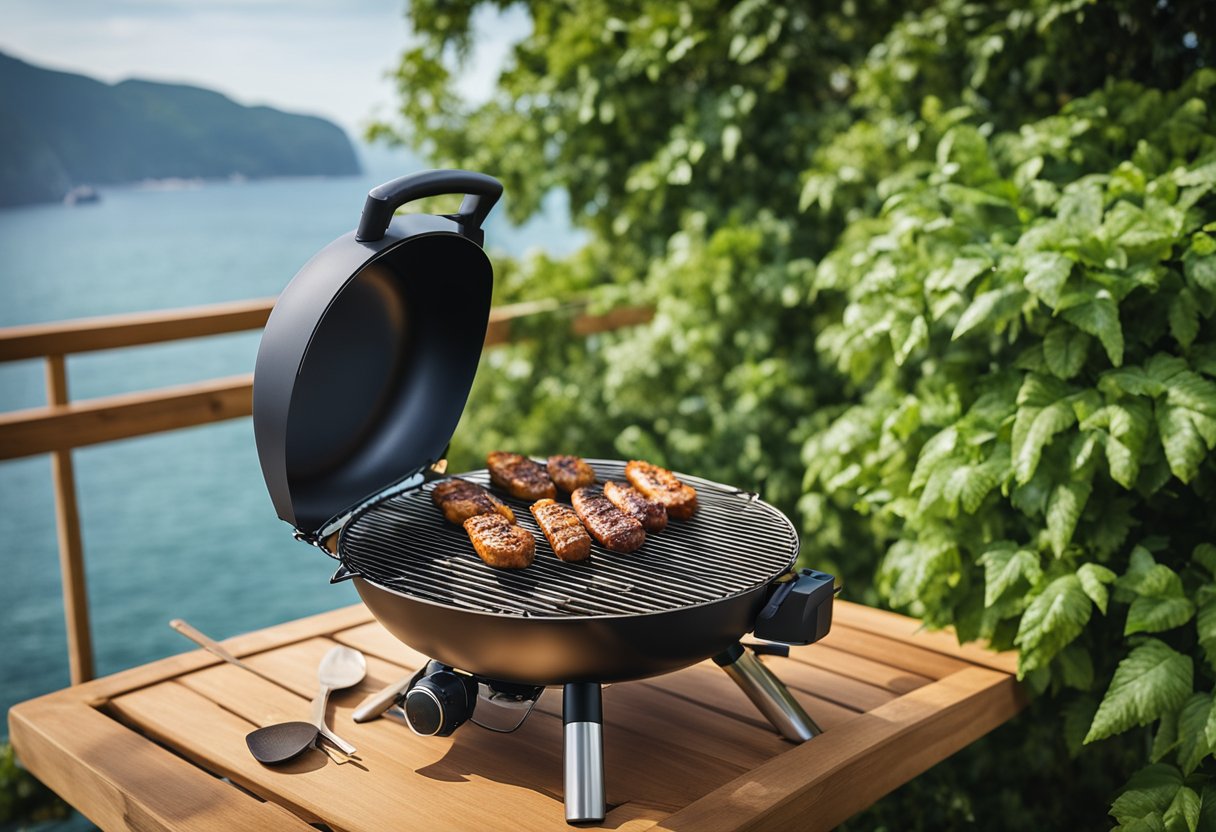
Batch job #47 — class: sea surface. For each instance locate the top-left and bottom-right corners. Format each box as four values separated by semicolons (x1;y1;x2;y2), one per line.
0;146;583;763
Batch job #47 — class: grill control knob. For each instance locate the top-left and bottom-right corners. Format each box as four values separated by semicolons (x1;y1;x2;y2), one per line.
402;666;477;737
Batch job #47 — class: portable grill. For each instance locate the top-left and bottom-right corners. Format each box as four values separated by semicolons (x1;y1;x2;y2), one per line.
252;170;836;824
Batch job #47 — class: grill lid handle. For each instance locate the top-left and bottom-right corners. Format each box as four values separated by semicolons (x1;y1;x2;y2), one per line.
355;169;504;243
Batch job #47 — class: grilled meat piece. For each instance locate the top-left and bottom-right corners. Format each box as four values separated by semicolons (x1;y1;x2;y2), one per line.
571;487;645;553
530;498;592;562
487;451;556;500
546;454;597;493
603;480;668;532
432;478;516;525
463;513;536;569
624;460;698;520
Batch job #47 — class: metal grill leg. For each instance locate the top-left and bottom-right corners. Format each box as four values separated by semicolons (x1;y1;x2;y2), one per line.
715;642;821;742
563;682;605;824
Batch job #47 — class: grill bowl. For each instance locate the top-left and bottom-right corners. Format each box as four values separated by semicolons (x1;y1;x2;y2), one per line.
339;460;799;684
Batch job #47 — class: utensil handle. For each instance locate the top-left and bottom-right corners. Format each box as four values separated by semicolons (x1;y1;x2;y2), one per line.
317;724;357;756
171;617;296;690
353;674;415;723
355;169;503;242
311;687;357;755
311;686;331;728
170;619;282;687
171;619;242;662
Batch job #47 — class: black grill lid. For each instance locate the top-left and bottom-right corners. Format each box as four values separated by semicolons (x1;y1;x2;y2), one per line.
253;171;503;534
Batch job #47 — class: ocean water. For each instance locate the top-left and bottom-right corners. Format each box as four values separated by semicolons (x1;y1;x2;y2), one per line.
0;150;584;743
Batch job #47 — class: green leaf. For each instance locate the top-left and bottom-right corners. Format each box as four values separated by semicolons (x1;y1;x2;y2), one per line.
1024;251;1073;307
1157;403;1208;484
910;427;958;490
980;543;1041;606
1126;595;1197;635
1056;642;1095;690
1124;813;1168;832
1016;574;1092;673
1176;693;1212;775
1059;183;1104;233
952;285;1025;340
1196;599;1216;669
1086;640;1193;743
1101;366;1167;398
1047;478;1092;556
1153;708;1180;762
1110;764;1184;827
1194;544;1216;576
1062;290;1124;365
943;450;1009;515
1186;248;1216;293
1012;375;1079;483
1169;288;1201;349
1163;785;1200;832
929;257;991;292
1044;324;1090;379
1081;399;1154;488
1078;562;1117;614
1151;365;1216;482
1205;694;1216;750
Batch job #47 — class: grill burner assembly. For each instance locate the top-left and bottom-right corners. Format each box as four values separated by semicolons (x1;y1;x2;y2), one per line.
252;170;837;824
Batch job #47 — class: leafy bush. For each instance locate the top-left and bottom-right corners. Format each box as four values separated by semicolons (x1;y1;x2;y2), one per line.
805;70;1216;829
378;0;1216;826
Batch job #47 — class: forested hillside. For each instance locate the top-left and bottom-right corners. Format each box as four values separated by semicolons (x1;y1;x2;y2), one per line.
0;52;360;207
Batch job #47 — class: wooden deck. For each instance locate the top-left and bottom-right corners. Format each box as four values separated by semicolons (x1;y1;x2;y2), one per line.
8;600;1023;831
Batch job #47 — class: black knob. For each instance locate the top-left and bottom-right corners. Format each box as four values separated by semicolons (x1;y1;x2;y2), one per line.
403;669;477;737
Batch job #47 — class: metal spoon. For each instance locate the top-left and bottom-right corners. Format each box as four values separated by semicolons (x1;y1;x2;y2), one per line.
169;619;360;757
311;646;366;755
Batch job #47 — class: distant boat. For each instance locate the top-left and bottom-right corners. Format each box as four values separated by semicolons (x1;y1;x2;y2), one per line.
64;186;100;205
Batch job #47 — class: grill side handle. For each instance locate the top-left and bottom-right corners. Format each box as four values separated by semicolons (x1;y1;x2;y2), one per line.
753;568;836;645
331;563;361;583
355;169;504;244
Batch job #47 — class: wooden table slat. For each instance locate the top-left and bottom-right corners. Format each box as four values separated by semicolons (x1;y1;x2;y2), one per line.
818;626;971;679
832;603;1020;675
10;698;313;832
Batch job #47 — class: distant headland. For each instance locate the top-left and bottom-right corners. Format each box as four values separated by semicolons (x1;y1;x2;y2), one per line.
0;52;361;208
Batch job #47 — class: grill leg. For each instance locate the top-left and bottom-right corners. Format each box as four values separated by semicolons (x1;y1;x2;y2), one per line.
715;642;821;742
563;682;605;824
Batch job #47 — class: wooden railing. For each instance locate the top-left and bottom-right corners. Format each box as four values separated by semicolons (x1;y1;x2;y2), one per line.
0;297;654;684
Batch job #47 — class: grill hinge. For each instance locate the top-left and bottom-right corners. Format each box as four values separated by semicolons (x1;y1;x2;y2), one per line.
292;528;341;559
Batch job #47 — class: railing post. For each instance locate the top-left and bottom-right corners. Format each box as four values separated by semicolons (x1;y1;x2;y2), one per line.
45;355;95;684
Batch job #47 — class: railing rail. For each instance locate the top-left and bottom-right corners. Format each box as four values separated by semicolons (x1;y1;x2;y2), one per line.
0;296;653;683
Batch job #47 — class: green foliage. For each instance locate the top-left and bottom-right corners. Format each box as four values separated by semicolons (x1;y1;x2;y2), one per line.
801;67;1216;830
377;0;1216;826
0;742;68;826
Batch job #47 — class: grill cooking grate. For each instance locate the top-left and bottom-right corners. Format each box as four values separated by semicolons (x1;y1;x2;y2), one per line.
338;459;798;618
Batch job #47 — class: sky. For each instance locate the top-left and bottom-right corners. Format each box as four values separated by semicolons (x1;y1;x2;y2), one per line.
0;0;529;137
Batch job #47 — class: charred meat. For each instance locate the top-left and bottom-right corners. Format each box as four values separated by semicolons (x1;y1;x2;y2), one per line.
530;498;592;562
571;487;645;553
546;455;597;493
624;460;698;520
463;513;536;569
487;451;556;500
432;478;516;525
603;480;667;532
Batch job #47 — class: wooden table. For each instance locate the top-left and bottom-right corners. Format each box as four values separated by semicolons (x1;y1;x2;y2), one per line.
9;601;1023;831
